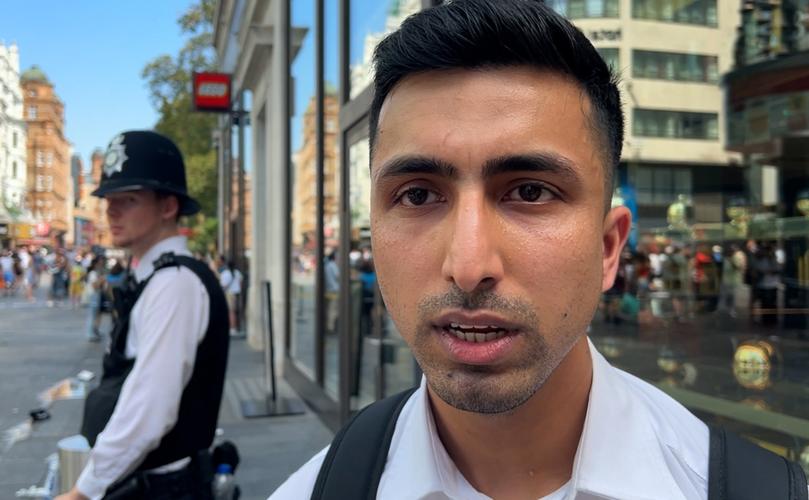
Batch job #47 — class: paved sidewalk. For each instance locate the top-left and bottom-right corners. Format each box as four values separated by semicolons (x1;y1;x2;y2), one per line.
0;286;332;500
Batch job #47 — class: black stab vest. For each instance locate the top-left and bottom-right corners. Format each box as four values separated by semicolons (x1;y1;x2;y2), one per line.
80;253;230;470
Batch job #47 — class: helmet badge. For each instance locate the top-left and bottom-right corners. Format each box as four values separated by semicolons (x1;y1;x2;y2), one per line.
103;134;128;177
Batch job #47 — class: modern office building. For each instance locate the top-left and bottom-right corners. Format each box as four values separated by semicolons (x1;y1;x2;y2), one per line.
549;0;743;229
214;0;809;471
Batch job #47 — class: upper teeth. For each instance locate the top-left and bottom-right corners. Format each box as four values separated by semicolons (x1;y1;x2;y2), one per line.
449;323;502;331
446;323;508;343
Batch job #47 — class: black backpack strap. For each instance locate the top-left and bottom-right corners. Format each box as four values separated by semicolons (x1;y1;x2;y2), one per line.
709;426;808;500
311;387;418;500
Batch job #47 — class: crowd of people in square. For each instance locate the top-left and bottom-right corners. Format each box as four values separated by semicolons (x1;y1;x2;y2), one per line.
0;245;246;340
602;238;786;328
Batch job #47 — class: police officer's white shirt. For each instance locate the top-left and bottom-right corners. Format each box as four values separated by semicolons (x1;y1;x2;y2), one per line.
270;340;710;500
76;236;210;499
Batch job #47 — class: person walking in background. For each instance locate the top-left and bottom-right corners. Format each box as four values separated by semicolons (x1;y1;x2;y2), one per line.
324;250;340;335
85;256;107;342
18;246;35;302
69;255;86;309
752;242;782;326
219;256;244;337
1;250;15;296
719;244;746;318
49;252;70;304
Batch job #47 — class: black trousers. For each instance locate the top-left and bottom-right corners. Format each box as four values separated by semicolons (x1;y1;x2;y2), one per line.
104;462;213;500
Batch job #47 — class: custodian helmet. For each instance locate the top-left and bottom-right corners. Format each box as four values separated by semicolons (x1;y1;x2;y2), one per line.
91;130;201;216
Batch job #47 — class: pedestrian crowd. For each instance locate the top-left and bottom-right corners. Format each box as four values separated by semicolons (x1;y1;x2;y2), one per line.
602;238;785;327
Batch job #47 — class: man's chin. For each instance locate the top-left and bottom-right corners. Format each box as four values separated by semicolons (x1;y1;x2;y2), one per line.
425;366;543;415
111;236;131;249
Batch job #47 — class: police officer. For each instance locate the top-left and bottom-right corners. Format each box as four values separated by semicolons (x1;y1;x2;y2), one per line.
56;130;229;500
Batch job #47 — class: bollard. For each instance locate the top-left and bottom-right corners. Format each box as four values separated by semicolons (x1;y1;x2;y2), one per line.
57;435;90;494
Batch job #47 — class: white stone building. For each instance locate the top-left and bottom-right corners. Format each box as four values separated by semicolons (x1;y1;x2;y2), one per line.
0;43;28;212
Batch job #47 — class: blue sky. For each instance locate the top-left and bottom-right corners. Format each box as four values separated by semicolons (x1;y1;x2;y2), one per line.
1;1;193;171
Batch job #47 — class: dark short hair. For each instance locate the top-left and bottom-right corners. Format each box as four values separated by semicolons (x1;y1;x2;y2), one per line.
369;0;624;205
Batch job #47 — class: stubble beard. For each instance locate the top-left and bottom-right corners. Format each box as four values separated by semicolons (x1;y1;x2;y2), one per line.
411;288;576;414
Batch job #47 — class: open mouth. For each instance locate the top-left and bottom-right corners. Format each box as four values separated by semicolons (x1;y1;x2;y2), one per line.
442;323;514;343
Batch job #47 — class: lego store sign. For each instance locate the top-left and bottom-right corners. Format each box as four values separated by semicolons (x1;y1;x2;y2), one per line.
193;72;232;112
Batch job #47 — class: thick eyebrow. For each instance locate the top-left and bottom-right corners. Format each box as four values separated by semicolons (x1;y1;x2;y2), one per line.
373;152;582;184
482;153;582;183
373;156;457;183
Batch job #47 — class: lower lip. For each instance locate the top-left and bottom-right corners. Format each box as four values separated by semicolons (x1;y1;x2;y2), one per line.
435;327;519;365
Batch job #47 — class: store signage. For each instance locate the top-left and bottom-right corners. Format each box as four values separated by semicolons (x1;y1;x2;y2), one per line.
193;72;232;112
36;222;50;237
589;29;621;42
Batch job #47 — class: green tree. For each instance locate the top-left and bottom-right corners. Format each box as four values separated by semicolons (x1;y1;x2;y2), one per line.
142;0;219;253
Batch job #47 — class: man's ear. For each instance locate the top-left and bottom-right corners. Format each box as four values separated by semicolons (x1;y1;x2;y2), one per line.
601;206;632;292
161;194;180;223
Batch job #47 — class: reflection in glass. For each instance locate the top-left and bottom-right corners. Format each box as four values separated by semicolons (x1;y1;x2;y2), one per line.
346;132;418;409
347;133;376;409
549;0;619;18
349;0;422;99
324;0;341;399
632;0;717;26
289;0;317;376
633;50;719;83
633;109;719;140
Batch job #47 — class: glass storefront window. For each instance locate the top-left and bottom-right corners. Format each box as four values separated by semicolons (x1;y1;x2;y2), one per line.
633;109;719;140
349;0;422;99
634;50;719;83
346;126;377;409
289;0;317;376
346;121;418;410
632;0;718;27
549;0;619;18
324;0;341;400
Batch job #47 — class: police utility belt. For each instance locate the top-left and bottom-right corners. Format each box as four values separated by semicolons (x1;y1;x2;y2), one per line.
104;449;212;500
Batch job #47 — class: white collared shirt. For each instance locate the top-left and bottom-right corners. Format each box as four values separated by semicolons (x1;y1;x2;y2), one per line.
270;339;710;500
76;236;210;499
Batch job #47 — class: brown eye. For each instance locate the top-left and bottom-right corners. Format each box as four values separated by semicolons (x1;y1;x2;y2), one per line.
504;182;555;203
406;188;429;206
518;184;543;202
397;186;441;207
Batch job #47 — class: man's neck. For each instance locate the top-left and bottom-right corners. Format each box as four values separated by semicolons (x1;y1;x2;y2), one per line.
130;226;180;263
428;337;592;500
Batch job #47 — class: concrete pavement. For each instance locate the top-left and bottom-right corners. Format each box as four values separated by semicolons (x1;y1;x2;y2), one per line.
0;282;332;500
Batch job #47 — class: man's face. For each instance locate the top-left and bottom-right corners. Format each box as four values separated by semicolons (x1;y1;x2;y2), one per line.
105;190;166;250
370;68;629;414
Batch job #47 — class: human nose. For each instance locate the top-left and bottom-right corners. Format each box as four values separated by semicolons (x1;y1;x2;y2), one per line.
440;191;504;294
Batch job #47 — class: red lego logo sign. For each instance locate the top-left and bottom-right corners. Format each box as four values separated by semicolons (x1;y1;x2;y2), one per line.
193;72;232;112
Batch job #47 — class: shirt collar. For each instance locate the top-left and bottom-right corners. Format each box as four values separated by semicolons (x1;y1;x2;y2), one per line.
570;339;693;500
133;235;190;282
390;338;698;500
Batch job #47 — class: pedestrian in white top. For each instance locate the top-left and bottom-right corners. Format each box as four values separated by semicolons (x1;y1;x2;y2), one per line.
218;255;244;336
271;1;807;499
56;130;230;500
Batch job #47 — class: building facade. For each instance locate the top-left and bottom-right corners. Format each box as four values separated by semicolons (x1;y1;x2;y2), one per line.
549;0;742;230
73;149;111;249
21;66;71;246
0;43;28;228
214;0;809;470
